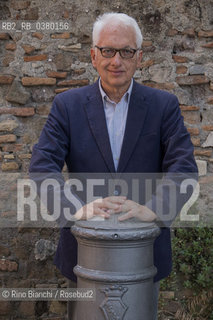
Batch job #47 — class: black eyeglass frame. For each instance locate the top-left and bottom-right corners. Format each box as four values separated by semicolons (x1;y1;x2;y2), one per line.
95;45;140;59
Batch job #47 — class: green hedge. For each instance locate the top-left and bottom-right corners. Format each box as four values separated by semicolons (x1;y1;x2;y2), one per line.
172;227;213;291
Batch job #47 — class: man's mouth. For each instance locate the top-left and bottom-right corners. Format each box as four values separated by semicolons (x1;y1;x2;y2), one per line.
108;70;124;75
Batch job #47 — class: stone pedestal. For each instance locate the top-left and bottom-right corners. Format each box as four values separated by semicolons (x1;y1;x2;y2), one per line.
71;215;160;320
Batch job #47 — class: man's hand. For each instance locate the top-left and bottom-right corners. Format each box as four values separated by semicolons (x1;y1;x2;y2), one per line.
112;199;157;222
74;196;126;220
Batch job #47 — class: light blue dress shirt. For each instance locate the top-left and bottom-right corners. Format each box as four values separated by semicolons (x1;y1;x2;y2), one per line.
99;79;133;170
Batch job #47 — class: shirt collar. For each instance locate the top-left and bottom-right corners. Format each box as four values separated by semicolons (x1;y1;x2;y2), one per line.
98;78;133;105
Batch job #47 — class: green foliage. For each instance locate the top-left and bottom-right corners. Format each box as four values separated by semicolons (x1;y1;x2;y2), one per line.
172;227;213;291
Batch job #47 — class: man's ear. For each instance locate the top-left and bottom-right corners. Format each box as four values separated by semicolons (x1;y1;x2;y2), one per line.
137;50;143;68
91;48;97;69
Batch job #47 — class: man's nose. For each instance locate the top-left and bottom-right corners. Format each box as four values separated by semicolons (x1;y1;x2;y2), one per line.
111;51;122;65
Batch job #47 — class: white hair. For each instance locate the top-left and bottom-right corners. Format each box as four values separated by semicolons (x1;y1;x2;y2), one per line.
92;12;143;48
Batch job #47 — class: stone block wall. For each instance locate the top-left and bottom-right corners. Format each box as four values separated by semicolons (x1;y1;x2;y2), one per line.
0;0;213;318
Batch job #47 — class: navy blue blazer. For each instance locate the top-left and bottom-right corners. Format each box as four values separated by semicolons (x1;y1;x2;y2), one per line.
29;79;197;282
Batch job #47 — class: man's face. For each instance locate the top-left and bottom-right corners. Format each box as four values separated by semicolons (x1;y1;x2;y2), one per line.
91;24;143;95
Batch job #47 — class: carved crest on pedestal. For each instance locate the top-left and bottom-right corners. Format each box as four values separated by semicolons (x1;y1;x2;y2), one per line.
100;285;128;320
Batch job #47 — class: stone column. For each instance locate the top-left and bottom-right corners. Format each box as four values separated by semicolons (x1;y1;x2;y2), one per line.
71;216;160;320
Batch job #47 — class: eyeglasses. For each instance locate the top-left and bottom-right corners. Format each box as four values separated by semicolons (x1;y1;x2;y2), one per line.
95;46;139;59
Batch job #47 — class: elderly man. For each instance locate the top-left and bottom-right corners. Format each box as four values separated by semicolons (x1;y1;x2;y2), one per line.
30;12;197;319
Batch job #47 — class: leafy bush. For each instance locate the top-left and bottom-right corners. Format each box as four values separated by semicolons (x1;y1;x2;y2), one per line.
172;227;213;291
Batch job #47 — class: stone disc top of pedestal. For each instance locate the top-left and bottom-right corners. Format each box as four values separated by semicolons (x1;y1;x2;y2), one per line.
72;214;160;240
75;214;155;230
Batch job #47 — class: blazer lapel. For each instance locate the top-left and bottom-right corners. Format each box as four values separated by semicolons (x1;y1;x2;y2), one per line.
117;81;149;172
84;82;115;172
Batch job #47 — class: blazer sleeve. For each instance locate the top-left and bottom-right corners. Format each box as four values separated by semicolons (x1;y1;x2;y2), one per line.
160;94;197;173
29;94;84;228
30;94;71;172
145;94;198;227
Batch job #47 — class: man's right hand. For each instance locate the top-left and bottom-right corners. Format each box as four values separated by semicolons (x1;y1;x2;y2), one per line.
74;196;126;220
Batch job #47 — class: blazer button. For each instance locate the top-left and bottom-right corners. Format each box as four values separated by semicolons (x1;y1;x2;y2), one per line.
113;190;120;196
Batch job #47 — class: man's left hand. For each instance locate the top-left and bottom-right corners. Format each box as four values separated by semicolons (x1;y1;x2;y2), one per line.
109;199;157;222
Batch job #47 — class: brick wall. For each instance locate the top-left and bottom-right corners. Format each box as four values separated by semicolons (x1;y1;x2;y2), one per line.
0;0;212;318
